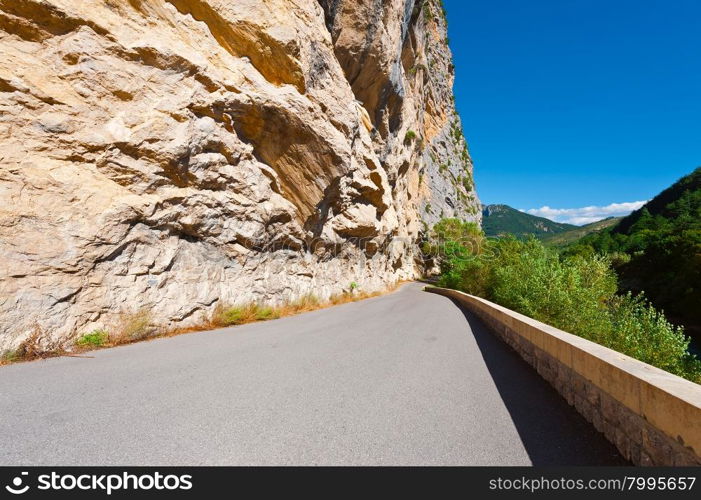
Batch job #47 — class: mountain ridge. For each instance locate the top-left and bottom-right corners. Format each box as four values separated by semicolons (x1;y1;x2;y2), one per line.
481;204;576;238
541;217;623;246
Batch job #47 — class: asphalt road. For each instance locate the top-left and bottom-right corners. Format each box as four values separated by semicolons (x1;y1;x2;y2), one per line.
0;283;625;465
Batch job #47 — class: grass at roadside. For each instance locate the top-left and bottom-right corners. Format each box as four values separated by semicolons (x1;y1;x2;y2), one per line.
0;282;404;366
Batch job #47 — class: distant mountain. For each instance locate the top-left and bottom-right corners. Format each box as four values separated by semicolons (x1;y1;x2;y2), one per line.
481;204;576;238
541;217;623;247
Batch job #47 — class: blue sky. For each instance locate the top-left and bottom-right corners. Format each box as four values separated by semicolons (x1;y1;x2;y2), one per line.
444;0;701;224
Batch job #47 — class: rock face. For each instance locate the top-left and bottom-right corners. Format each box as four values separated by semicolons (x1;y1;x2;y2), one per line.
0;0;480;351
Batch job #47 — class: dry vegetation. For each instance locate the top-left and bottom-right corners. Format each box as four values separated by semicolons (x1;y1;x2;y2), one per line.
1;282;404;366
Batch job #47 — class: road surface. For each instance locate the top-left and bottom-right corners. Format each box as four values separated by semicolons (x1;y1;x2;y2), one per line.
0;283;624;465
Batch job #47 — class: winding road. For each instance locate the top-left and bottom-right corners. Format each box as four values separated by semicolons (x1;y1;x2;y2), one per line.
0;283;625;465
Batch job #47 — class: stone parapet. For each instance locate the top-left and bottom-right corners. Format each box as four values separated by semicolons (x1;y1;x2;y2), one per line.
426;286;701;466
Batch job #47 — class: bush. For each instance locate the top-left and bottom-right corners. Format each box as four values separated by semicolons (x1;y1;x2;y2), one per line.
461;175;473;192
425;219;491;297
213;302;285;327
489;241;616;341
423;3;433;23
287;294;320;313
254;306;280;321
213;304;256;326
404;130;417;142
606;294;699;379
1;324;65;363
76;329;109;347
431;221;701;383
112;310;153;343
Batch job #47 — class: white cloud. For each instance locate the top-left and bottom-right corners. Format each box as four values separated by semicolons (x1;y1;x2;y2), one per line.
521;201;647;225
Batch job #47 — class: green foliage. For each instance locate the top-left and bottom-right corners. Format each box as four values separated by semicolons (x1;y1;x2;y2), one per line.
1;350;19;363
488;241;616;341
564;167;701;332
461;173;473;192
405;130;417;142
431;221;701;383
461;148;470;164
450;121;463;144
409;63;426;76
224;305;252;325
432;218;483;244
425;219;488;295
422;2;433;23
215;303;282;326
76;329;109;347
254;306;280;321
218;305;248;325
605;294;700;379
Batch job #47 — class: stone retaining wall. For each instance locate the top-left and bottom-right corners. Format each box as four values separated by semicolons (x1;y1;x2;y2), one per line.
426;286;701;466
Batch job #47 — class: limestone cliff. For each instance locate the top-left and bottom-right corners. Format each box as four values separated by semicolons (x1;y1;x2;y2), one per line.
0;0;480;351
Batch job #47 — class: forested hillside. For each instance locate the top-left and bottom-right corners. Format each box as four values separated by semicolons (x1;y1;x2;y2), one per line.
541;217;623;247
565;167;701;337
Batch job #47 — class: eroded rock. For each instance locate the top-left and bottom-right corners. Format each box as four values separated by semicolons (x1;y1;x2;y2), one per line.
0;0;480;351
